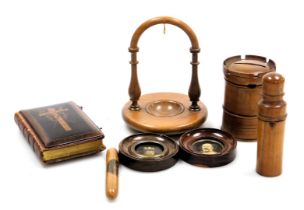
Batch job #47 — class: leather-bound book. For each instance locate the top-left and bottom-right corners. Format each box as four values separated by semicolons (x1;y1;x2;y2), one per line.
15;102;105;164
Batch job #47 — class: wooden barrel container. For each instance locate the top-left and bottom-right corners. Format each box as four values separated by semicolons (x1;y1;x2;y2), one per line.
221;55;276;141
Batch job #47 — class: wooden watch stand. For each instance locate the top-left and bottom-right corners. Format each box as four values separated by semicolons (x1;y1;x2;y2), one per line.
122;16;207;134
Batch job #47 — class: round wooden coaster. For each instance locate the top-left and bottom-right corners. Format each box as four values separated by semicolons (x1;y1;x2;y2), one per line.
119;133;179;172
179;128;237;167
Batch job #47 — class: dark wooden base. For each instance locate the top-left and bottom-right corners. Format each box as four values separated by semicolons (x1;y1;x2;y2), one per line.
119;133;179;172
179;128;237;167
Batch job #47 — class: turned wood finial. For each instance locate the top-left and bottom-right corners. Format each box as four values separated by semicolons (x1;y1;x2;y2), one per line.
262;72;285;99
259;72;286;121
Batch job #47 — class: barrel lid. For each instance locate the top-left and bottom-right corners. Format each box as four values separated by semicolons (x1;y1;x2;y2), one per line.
224;55;276;86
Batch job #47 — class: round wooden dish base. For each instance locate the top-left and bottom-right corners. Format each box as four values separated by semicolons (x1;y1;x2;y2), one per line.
122;92;208;134
119;133;179;172
179;128;237;167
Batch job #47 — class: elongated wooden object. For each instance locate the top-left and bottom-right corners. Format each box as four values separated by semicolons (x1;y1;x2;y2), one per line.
106;148;119;199
256;72;287;177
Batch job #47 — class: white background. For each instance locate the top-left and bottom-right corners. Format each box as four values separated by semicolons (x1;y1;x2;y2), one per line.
0;0;303;209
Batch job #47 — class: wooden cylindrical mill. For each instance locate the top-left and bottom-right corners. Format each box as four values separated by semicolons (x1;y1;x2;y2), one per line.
256;72;287;177
222;55;276;141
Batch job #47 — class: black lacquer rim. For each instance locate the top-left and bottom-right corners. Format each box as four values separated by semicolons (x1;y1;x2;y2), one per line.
118;133;179;171
119;133;178;161
178;128;237;167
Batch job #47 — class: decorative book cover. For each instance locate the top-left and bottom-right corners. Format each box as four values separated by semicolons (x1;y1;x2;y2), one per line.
15;101;105;164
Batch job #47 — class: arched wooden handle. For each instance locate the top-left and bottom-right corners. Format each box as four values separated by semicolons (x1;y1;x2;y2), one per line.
128;16;201;111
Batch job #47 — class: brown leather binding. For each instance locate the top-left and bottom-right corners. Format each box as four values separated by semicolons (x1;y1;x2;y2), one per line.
15;102;105;164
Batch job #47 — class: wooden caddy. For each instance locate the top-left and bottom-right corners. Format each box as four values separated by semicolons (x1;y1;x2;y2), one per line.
221;55;276;140
122;16;207;134
256;73;287;177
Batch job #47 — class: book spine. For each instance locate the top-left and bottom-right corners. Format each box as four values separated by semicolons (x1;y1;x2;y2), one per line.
14;112;45;162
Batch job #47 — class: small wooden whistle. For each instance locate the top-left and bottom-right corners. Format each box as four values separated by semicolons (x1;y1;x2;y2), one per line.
106;148;119;200
256;72;287;177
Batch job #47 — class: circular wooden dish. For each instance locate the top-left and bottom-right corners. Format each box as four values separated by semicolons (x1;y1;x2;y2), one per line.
119;133;179;172
179;128;237;167
122;92;207;134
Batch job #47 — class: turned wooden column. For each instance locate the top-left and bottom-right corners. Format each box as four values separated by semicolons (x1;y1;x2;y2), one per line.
256;72;287;177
